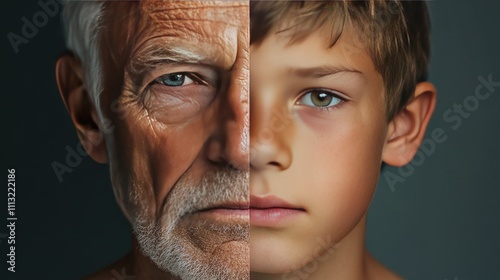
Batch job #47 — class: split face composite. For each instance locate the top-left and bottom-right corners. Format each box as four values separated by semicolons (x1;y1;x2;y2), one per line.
100;1;391;276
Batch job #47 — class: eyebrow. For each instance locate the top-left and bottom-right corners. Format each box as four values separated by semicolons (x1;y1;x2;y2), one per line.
127;42;210;90
131;44;205;71
288;65;364;79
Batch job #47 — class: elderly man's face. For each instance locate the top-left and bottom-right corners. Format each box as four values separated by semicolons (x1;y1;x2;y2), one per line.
96;1;249;278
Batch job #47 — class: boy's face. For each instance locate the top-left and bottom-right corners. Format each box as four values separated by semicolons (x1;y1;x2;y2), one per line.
250;27;389;273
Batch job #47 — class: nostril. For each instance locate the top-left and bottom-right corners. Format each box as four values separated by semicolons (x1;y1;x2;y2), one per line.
268;161;281;167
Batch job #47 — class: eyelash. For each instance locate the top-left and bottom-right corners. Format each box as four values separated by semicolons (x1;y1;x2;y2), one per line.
148;75;347;112
152;72;209;87
295;88;348;111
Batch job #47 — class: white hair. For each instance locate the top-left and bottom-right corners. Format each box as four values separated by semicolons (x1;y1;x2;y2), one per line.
61;1;105;109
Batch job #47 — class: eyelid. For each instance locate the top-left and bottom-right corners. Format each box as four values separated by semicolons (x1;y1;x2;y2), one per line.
293;88;350;112
153;72;209;87
296;88;350;103
140;63;219;91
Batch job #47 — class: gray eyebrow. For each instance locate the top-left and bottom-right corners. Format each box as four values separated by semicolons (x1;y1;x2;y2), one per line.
131;45;205;71
127;43;207;91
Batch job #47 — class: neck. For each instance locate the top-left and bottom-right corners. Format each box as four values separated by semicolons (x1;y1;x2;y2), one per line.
83;236;178;280
251;215;370;280
127;237;180;280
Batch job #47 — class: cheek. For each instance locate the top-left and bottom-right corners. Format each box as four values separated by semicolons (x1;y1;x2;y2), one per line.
103;97;212;220
148;124;207;209
293;113;385;235
104;113;156;221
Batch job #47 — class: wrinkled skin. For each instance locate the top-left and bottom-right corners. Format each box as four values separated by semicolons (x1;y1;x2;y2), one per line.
80;1;249;279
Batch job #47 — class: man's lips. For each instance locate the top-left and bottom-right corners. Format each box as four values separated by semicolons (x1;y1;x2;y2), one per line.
198;202;250;212
250;195;306;227
193;202;250;220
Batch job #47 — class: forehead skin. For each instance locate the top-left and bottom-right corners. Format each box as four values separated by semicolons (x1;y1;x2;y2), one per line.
138;0;246;68
98;0;248;103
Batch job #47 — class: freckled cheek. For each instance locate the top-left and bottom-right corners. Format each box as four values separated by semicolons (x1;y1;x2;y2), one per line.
294;121;381;214
296;146;379;240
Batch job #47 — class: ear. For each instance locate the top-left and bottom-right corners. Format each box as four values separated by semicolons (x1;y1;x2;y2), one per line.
382;82;436;166
55;52;108;164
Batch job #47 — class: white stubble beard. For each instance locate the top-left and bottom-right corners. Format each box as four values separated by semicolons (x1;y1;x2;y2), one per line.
132;168;249;280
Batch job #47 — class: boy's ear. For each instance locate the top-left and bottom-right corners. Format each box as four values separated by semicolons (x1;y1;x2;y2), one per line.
382;82;436;166
55;52;108;164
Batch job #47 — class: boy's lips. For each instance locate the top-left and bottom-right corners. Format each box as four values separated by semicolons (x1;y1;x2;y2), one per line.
250;195;306;227
250;195;302;209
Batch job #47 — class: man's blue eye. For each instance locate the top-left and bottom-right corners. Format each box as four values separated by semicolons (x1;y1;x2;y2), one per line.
157;73;194;87
297;90;342;108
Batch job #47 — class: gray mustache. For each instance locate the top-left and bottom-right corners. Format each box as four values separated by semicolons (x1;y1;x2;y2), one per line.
163;168;250;225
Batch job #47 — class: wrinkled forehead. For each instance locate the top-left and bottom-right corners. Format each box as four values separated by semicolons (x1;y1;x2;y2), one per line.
140;0;247;23
102;1;248;71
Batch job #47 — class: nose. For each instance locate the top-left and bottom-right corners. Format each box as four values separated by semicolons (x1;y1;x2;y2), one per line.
250;91;292;172
206;49;249;171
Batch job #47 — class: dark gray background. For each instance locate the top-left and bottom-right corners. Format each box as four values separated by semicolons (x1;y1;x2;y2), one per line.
367;1;500;279
1;1;499;279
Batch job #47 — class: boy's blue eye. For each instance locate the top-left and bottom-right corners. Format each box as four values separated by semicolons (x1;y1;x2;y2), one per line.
156;73;195;87
297;90;343;108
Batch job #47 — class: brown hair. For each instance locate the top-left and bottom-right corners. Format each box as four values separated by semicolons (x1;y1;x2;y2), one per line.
251;0;430;120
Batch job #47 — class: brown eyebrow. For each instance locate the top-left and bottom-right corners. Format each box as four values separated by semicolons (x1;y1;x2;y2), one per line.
288;65;364;79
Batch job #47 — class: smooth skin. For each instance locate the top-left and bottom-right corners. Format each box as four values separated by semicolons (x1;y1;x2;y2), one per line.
250;24;435;280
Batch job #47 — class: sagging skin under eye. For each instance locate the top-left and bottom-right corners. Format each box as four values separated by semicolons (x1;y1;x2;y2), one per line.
138;63;222;125
114;35;233;126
